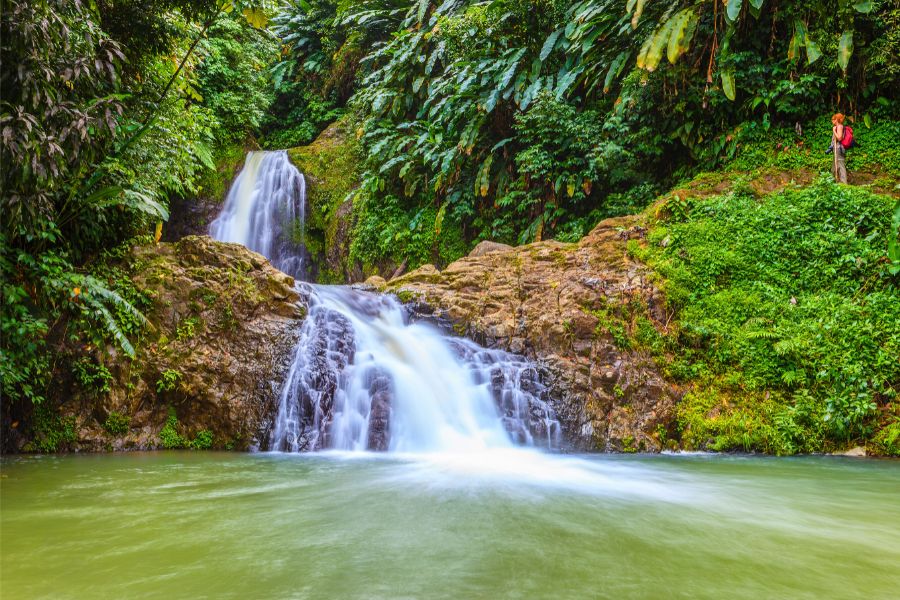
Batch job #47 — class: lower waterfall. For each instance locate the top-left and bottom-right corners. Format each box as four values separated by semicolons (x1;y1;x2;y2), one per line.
269;285;561;453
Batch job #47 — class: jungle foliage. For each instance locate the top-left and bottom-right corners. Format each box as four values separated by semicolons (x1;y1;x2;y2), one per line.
1;0;277;408
271;0;899;269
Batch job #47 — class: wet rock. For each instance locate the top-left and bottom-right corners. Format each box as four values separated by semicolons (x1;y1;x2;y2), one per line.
366;373;393;451
841;446;867;457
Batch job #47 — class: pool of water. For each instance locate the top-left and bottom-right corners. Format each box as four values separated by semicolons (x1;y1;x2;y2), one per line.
2;450;898;599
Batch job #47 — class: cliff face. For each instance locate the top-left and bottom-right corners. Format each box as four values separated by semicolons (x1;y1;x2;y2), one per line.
7;236;306;453
382;217;680;452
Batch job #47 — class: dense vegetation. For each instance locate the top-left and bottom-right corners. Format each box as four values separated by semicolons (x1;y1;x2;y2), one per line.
1;0;276;409
2;0;898;453
627;178;900;455
270;0;899;270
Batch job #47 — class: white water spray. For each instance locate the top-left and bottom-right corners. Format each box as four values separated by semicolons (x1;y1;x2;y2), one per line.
269;285;560;453
209;151;306;278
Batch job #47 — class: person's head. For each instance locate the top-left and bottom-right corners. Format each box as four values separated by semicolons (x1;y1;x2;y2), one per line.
832;113;845;125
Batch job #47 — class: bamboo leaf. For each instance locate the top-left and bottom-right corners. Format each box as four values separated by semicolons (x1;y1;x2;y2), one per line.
838;30;853;72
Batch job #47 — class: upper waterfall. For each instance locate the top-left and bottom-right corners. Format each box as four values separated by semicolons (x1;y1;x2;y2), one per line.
209;150;307;279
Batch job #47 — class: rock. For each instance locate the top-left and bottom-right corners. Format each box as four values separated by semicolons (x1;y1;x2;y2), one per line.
469;241;514;257
386;215;678;452
841;446;867;457
22;236;308;452
366;372;393;451
362;275;387;289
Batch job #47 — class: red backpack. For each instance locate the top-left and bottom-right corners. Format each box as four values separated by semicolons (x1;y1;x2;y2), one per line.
840;126;855;149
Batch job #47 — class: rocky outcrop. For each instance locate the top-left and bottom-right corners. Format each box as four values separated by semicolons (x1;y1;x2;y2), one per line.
287;120;369;283
8;236;306;453
384;216;679;452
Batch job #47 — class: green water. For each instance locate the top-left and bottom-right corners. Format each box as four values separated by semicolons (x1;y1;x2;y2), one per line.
1;451;898;599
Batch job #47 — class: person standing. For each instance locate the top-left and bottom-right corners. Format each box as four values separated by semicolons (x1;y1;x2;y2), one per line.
830;113;848;184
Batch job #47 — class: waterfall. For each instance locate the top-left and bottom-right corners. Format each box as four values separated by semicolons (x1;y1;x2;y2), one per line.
209;150;307;279
269;285;561;453
213;151;561;454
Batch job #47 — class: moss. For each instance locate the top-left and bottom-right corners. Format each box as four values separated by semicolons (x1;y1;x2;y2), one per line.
393;289;417;304
287;117;363;279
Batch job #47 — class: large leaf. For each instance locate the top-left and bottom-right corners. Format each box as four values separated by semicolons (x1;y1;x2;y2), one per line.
631;0;649;29
725;0;743;23
667;9;698;64
636;33;654;69
644;20;675;72
721;69;736;101
603;51;628;93
541;29;563;61
853;0;873;13
805;38;822;65
838;31;854;72
787;30;800;61
242;8;268;29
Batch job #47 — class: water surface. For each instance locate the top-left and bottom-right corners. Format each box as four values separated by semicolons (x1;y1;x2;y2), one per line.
2;451;897;599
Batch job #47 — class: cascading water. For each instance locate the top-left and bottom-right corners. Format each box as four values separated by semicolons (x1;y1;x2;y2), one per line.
213;151;561;454
269;285;561;453
209;151;307;279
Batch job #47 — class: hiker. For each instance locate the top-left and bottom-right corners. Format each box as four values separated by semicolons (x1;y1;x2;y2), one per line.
828;113;849;184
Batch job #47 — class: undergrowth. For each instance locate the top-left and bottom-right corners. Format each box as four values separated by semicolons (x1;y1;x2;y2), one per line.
631;178;900;454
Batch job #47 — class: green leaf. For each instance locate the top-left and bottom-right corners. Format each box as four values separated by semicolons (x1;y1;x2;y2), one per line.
805;38;822;65
749;0;764;9
541;29;563;61
721;69;736;101
645;20;675;72
787;30;800;61
434;204;445;236
667;9;698;64
853;0;873;13
603;52;628;93
838;30;854;72
636;33;654;70
725;0;743;23
863;113;872;128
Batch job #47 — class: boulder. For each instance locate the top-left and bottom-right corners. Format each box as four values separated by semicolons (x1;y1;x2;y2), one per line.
469;241;514;258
